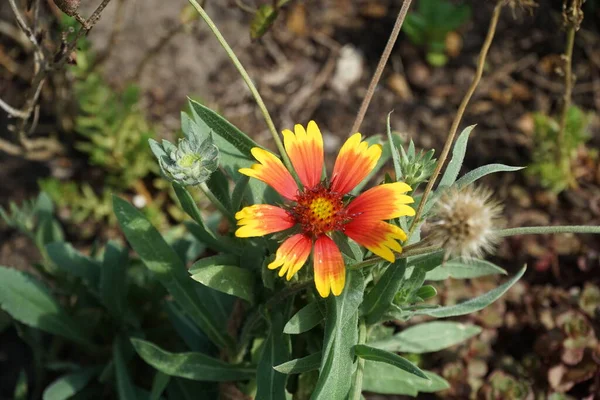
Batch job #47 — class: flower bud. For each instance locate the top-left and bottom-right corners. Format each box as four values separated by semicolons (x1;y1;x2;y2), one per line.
399;140;437;188
149;133;218;186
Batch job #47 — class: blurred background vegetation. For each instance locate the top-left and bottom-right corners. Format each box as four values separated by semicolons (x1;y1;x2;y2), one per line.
1;0;599;399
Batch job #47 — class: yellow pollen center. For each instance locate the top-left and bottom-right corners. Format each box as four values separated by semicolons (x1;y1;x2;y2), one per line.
309;198;335;223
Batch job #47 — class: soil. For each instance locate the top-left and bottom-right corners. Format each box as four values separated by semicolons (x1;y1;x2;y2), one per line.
1;0;600;398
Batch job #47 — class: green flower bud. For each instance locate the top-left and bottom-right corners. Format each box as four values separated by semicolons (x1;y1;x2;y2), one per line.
398;140;437;188
149;126;219;186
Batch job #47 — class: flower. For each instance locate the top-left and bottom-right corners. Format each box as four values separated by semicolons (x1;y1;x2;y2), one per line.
235;121;415;297
427;185;503;260
149;132;218;186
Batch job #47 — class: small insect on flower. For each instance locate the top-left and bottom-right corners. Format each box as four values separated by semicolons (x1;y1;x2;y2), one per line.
235;121;415;297
427;185;503;261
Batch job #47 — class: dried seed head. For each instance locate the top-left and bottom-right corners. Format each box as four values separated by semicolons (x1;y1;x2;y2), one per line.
427;185;503;260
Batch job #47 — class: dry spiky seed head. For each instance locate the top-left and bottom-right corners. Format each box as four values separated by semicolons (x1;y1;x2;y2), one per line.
52;0;80;16
427;185;503;261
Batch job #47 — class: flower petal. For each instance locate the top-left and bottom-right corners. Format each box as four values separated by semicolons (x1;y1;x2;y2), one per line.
283;121;324;189
344;219;407;263
346;182;415;221
239;148;298;200
331;133;382;195
235;205;295;237
313;236;345;297
267;234;312;281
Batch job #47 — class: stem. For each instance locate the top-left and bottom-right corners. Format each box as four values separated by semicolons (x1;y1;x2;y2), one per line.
349;245;440;271
187;0;293;173
497;225;600;237
408;1;503;238
349;0;413;136
555;0;581;171
199;182;236;225
348;320;368;400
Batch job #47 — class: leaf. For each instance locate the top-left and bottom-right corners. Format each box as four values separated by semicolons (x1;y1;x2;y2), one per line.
189;100;260;158
114;336;137;400
274;352;322;374
150;371;171;400
231;175;250;211
164;301;213;354
250;4;278;39
354;345;428;379
437;125;476;188
362;361;449;395
131;338;255;381
256;311;289;400
206;168;232;210
415;266;526;318
311;271;365;400
425;258;507;281
369;322;481;353
190;264;255;303
362;259;407;324
100;241;128;319
408;251;444;272
0;266;90;345
386;112;403;180
454;164;524;189
46;242;100;288
283;302;324;334
41;369;94;400
113;196;231;350
13;370;27;400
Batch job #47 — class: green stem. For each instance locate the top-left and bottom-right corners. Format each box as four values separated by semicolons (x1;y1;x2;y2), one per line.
349;245;440;271
348;320;368;400
199;182;236;225
188;0;294;173
497;225;600;237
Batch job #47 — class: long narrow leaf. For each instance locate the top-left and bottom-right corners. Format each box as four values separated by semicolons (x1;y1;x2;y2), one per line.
283;302;324;334
437;125;475;188
256;311;289;400
274;352;322;374
362;259;407;324
131;339;255;381
415;266;526;318
354;344;428;379
455;164;524;189
113;197;231;350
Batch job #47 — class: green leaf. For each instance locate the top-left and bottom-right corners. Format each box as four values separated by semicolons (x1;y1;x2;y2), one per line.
131;338;255;381
369;322;481;353
114;336;137;400
362;259;407;324
189;100;260;158
274;352;322;374
437;125;476;188
13;370;27;400
46;242;100;288
425;258;507;281
415;284;437;300
190;263;255;303
362;361;449;395
283;302;324;334
455;164;524;189
0;266;91;345
256;311;289;400
42;369;97;400
386;113;403;180
354;345;428;379
231;175;250;211
415;266;526;318
100;241;128;319
206;168;231;210
312;271;365;399
113;196;231;350
150;371;171;400
250;4;278;39
408;251;444;272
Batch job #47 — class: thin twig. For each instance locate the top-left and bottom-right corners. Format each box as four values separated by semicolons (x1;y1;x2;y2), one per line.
187;0;295;175
408;1;503;237
7;0;45;63
349;0;413;136
555;0;582;165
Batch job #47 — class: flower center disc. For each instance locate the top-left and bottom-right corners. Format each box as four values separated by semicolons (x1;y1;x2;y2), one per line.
293;185;346;237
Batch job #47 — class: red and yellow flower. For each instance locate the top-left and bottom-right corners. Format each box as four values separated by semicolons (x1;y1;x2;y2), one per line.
235;121;415;297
